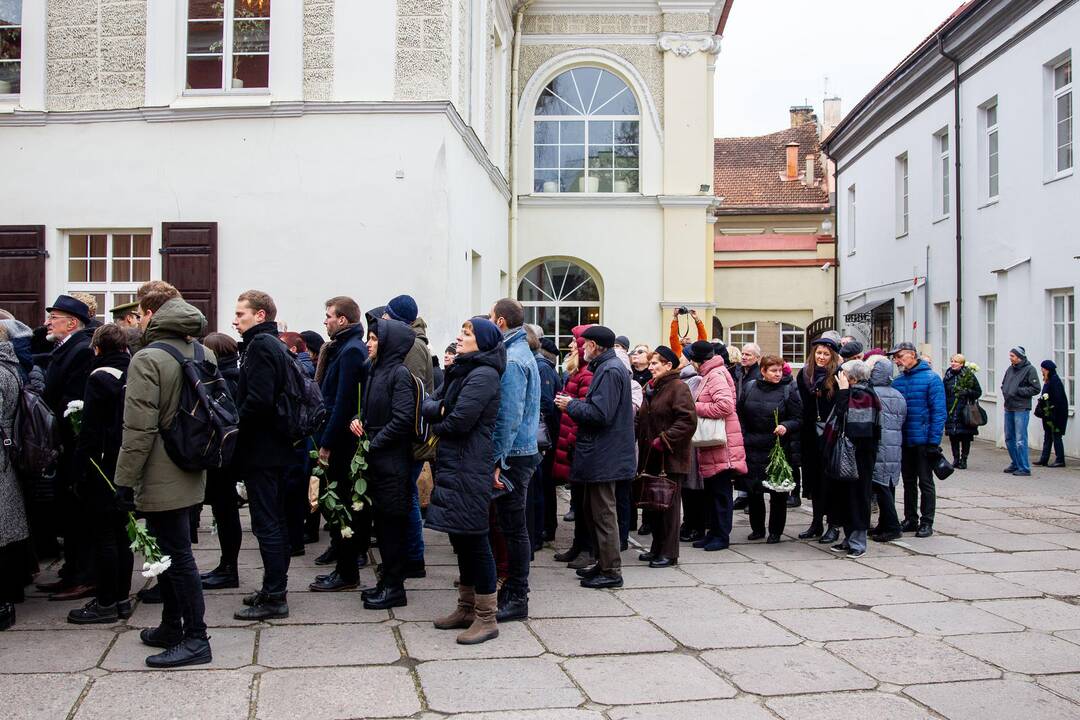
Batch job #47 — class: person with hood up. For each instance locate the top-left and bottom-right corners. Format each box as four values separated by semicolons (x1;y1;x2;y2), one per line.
1000;346;1041;476
890;342;946;537
0;311;34;387
555;325;636;589
1035;359;1069;467
736;354;802;544
552;326;594;569
796;335;842;544
635;346;697;567
866;355;906;542
689;341;746;551
115;297;214;667
352;318;420;610
425;317;505;645
943;354;982;469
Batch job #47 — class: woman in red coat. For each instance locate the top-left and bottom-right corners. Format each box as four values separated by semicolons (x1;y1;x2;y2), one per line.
552;325;594;566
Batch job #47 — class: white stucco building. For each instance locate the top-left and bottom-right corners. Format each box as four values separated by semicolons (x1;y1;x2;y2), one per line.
0;0;731;355
822;0;1078;456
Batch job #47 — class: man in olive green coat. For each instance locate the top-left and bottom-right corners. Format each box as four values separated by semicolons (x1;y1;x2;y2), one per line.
115;296;213;668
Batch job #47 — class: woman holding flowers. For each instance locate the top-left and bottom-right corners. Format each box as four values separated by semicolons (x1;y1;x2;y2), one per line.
1035;360;1069;467
943;354;982;469
736;354;802;544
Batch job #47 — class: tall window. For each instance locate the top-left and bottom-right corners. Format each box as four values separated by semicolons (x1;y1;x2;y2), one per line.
781;323;805;365
67;232;153;323
1051;290;1075;404
986;102;1000;199
517;260;601;354
846;185;856;253
895;153;909;236
936;303;949;370
0;0;20;95
937;128;950;216
983;295;996;391
1053;57;1073;174
729;322;757;349
186;0;271;91
534;67;640;193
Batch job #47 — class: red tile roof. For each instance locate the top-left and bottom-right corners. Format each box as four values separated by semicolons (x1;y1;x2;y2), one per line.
713;122;830;210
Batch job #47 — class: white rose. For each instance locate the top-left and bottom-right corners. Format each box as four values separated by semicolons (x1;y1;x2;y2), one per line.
351;501;363;511
340;526;354;539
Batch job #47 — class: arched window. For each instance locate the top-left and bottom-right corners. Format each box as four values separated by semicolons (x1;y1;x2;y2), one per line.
533;67;640;194
729;322;757;349
781;323;806;365
518;260;601;353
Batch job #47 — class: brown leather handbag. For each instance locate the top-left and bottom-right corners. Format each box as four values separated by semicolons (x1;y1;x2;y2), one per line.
635;450;677;512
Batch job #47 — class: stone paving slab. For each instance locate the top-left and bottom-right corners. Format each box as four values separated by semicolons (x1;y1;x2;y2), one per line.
764;607;912;641
0;673;88;720
905;679;1080;720
894;536;994;554
719;581;847;610
1038;674;1080;704
651;610;801;650
942;551;1064;572
680;561;798;585
0;628;114;673
876;600;1025;635
854;554;974;577
267;591;390;624
946;632;1080;674
972;598;1080;631
418;658;582;713
102;627;256;671
1032;532;1080;549
563;653;736;705
702;644;876;695
401;620;546;660
529;617;674;655
907;573;1043;599
826;636;1000;684
445;711;603;720
258;623;401;667
960;532;1069;552
815;577;948;605
614;587;742;618
527;589;636;618
75;670;253;720
766;690;932;719
769;558;888;581
255;666;421;720
608;697;775;720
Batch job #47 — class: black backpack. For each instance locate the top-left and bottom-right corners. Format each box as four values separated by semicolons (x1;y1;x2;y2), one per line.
0;363;60;477
148;342;239;471
277;353;326;443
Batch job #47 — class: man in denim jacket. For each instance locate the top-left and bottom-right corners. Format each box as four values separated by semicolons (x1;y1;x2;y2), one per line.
488;298;541;622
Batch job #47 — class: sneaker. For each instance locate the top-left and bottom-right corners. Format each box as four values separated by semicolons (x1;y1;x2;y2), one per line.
830;542;850;553
145;637;212;668
915;524;934;538
1003;465;1017;473
1012;470;1031;477
67;599;120;625
845;548;866;559
139;624;183;649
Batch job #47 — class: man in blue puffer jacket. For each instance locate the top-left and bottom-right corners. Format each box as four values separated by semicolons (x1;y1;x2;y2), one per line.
888;342;946;538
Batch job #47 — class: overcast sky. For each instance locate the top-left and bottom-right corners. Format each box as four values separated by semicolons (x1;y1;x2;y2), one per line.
713;0;962;137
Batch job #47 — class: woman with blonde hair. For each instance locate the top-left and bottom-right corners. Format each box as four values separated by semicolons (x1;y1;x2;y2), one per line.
943;353;982;469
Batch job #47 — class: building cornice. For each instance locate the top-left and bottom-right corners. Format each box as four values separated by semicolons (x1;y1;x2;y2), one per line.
518;194;660;208
657;31;722;56
521;33;658;45
0;100;511;201
658;195;719;208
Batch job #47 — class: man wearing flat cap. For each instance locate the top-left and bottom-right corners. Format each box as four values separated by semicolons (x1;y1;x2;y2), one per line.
110;300;141;328
554;325;636;589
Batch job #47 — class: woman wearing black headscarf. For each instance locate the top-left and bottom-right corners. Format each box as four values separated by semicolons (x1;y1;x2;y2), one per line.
1035;360;1069;467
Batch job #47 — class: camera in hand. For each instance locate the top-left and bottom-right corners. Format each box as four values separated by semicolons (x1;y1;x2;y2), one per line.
677;306;690;315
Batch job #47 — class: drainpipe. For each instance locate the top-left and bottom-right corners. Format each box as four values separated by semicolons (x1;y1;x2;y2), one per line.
938;33;963;352
508;1;532;293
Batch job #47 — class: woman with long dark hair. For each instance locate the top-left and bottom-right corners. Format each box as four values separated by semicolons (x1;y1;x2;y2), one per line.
796;336;841;543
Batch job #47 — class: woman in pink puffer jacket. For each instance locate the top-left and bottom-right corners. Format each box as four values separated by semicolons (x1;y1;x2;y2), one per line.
689;344;746;551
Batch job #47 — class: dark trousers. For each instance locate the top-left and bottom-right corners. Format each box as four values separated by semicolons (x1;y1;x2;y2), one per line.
59;454;94;585
450;532;497;595
901;444;936;526
205;470;241;568
92;509;134;606
373;510;408;588
327;450;370;583
703;471;734;546
406;462;425;563
748;487;788;536
681;487;707;535
872;484;901;535
1040;427;1066;463
243;466;291;595
570;484;592;553
949;437;972;463
493;453;540;596
526;456;545;551
284;462;308;553
811;479;833;530
146;506;207;639
541;450;558;539
582;481;621;576
646;477;682;560
616;479;631;548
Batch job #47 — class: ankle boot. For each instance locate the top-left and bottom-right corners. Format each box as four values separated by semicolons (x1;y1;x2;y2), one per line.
233;591;289;621
0;602;14;631
362;584;406;610
434;585;475;630
201;565;239;590
457;592;499;645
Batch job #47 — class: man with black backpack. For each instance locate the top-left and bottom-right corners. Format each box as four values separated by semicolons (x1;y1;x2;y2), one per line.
232;290;299;621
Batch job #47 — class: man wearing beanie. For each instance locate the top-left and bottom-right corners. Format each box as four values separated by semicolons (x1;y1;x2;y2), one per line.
554;325;636;589
1001;346;1041;476
487;298;542;621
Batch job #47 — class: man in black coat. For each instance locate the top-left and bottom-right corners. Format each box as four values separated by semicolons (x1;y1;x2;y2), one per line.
233;290;295;621
309;296;371;592
555;325;636;589
37;295;98;599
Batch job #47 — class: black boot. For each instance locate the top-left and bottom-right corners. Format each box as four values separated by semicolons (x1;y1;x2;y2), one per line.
234;591;289;620
363;584;406;610
0;602;14;631
314;545;337;566
140;623;184;648
201;565;240;590
495;590;529;622
145;636;212;668
818;526;840;544
137;584;162;604
797;524;823;539
67;599;120;625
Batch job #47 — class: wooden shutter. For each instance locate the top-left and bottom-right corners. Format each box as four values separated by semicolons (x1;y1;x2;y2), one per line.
161;222;217;333
0;225;47;327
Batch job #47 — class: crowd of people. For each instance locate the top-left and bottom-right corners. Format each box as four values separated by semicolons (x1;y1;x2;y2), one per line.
0;287;1070;665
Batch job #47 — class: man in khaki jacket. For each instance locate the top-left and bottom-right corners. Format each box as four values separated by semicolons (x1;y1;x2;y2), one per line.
115;292;213;668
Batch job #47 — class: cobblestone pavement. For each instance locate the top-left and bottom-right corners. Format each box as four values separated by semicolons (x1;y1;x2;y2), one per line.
3;441;1080;719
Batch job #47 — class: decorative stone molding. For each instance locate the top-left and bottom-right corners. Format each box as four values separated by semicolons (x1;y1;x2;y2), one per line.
656;31;721;56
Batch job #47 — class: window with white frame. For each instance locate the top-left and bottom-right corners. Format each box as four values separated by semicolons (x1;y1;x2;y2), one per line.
847;185;856;253
895;153;909;236
936;303;949;370
729;322;757;349
517;260;601;354
985;101;1000;199
983;295;996;391
1051;289;1075;405
67;232;153;324
186;0;270;92
534;67;640;193
781;323;805;365
1053;57;1073;174
0;0;20;95
936;128;950;217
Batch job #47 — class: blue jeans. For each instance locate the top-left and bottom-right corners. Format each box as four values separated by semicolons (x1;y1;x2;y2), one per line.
1004;410;1031;472
407;462;425;564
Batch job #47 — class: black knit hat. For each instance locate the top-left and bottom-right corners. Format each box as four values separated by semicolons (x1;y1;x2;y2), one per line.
654;345;679;366
300;331;324;356
687;340;715;363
